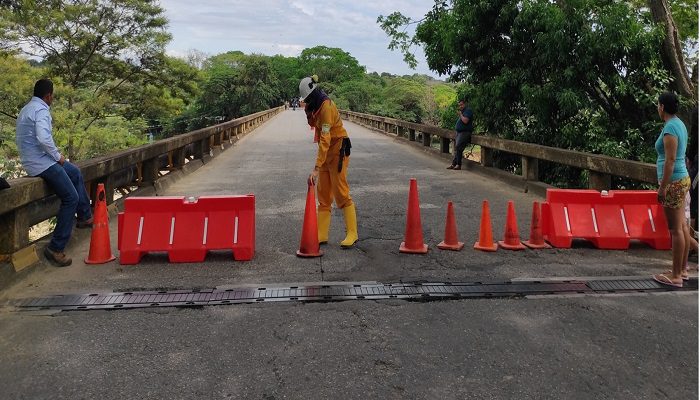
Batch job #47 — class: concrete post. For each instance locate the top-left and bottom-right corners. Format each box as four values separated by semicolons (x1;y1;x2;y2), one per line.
522;156;539;181
0;207;29;253
589;171;612;191
441;137;451;154
141;157;160;183
481;147;493;168
422;133;431;147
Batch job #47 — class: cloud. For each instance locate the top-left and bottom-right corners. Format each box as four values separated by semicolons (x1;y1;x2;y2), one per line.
159;0;439;77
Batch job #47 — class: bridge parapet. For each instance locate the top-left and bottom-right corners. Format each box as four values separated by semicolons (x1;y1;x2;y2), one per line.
0;106;283;273
339;110;656;191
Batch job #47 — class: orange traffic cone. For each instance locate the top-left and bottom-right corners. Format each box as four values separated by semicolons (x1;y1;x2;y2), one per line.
474;200;498;251
85;183;116;264
400;178;428;254
523;201;552;249
498;200;526;250
297;182;323;257
438;201;464;251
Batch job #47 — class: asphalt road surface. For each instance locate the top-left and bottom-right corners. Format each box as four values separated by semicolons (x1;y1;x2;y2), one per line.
1;110;696;399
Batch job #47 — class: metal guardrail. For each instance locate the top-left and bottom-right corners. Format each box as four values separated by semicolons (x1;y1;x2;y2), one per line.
339;110;657;191
0;106;284;267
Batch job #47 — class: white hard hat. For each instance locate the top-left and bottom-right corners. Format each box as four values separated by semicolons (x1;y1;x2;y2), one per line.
299;75;318;101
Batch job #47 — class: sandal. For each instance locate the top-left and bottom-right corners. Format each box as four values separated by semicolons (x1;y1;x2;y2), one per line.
665;269;689;281
653;273;684;288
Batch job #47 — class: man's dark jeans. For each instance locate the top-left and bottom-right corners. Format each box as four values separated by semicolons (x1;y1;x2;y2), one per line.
452;131;472;167
38;162;92;252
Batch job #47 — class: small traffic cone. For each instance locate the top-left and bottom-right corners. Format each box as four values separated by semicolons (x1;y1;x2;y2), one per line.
523;201;552;249
297;182;323;257
474;200;498;252
85;183;116;264
498;200;526;250
400;178;428;254
437;201;464;251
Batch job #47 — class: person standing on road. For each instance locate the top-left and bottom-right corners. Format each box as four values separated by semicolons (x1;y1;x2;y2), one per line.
447;99;473;170
16;79;93;267
300;75;357;248
652;92;690;287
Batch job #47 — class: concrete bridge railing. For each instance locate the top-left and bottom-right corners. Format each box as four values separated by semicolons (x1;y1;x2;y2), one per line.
0;106;284;272
340;110;657;193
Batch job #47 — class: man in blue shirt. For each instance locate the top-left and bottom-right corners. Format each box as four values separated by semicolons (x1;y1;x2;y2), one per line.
16;79;92;267
447;99;474;170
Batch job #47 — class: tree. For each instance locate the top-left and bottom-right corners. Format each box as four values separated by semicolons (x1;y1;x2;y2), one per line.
379;0;686;187
380;0;671;145
185;49;209;70
298;46;366;91
0;54;41;176
268;54;303;102
648;0;695;97
0;0;174;159
332;80;380;113
193;52;281;124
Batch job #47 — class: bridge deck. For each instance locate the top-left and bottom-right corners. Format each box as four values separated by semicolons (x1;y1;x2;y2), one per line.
0;110;679;299
0;110;696;399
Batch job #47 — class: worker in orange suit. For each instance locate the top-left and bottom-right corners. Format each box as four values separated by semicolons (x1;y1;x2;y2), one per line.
300;75;357;248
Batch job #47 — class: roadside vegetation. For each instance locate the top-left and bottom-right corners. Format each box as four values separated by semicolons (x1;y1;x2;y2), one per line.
379;0;698;187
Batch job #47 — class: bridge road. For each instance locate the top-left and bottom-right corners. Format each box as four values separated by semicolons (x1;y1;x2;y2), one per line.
0;110;696;399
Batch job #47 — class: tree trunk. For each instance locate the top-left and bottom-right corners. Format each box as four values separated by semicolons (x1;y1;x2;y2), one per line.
648;0;696;101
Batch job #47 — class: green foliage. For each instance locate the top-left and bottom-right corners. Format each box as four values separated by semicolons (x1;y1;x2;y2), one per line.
332;80;379;113
298;46;366;91
189;52;281;129
269;55;302;101
377;77;428;122
0;55;39;166
0;0;198;160
380;0;688;187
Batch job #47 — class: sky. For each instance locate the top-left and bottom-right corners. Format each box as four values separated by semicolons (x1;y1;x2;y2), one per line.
159;0;439;77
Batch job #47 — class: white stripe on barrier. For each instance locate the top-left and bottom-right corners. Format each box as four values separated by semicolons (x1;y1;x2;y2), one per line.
137;216;144;245
620;209;629;235
564;206;571;232
234;216;239;244
591;208;599;233
203;217;209;245
648;208;656;232
169;217;175;245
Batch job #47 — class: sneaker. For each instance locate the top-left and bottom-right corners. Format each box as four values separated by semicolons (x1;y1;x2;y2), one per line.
453;165;461;170
44;246;72;267
446;165;455;169
76;217;93;229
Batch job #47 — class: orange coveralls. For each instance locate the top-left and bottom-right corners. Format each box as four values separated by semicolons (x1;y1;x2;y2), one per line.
310;99;353;212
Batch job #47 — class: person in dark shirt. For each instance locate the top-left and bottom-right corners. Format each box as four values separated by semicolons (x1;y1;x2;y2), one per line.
447;99;473;170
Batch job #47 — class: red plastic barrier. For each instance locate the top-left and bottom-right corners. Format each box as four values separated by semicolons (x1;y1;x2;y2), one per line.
541;189;670;250
117;195;255;264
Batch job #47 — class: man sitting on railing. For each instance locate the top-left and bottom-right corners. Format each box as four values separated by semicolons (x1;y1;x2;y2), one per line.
15;79;93;267
447;99;473;171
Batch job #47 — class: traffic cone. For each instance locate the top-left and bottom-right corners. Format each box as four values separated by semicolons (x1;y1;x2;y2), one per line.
474;200;498;252
399;178;428;254
297;182;323;257
85;183;116;264
523;201;552;249
437;201;464;251
498;200;526;250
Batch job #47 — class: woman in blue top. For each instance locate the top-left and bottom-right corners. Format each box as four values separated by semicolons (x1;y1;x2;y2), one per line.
653;92;691;287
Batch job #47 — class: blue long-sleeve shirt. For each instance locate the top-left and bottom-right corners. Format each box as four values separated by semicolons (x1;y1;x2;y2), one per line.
16;97;62;176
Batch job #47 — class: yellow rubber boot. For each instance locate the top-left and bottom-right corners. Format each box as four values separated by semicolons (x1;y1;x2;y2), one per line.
340;204;358;248
318;210;331;244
